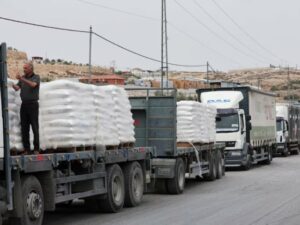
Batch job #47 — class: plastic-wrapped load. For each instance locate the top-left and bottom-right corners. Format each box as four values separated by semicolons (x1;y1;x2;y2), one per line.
177;101;216;144
7;79;23;151
102;85;135;143
39;80;97;150
92;85;119;146
6;79;135;151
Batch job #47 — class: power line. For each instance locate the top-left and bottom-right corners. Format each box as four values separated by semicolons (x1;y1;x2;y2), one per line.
93;32;206;67
174;0;267;65
193;0;273;64
75;0;245;67
210;0;285;63
168;22;242;67
0;16;89;33
0;16;206;68
76;0;159;22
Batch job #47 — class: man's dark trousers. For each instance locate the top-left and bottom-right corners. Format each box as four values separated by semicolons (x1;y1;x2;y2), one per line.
20;101;39;150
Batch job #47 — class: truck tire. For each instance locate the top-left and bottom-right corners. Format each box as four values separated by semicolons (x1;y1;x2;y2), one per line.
216;151;223;179
291;149;299;155
241;154;252;171
21;176;44;225
282;144;289;157
99;164;125;213
0;186;6;200
154;179;167;194
124;162;144;207
204;151;217;181
166;158;185;194
262;148;272;165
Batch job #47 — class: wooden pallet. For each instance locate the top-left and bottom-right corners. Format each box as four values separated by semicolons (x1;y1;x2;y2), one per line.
40;145;96;154
10;148;26;156
118;142;134;149
105;145;119;150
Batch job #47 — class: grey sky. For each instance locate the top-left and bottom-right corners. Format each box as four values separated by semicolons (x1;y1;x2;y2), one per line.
1;0;299;72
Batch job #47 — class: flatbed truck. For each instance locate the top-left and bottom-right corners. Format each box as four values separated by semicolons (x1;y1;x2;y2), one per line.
128;88;225;194
0;43;152;225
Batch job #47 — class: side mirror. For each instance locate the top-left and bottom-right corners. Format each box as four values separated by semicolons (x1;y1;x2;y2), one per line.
246;115;251;121
247;122;252;131
216;116;221;122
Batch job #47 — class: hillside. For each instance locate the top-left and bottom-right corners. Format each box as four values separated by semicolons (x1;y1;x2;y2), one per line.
7;49;300;101
7;49;112;81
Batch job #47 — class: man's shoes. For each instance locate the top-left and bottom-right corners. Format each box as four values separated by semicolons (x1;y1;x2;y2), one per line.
33;149;40;155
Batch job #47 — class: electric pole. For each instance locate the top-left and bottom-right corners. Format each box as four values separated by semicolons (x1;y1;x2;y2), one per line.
161;0;169;89
287;66;291;103
89;26;93;83
206;61;209;88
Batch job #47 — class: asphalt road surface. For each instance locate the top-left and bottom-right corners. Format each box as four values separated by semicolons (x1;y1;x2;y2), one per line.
43;155;300;225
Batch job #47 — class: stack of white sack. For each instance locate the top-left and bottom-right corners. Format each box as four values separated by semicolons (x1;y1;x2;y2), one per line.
39;80;97;150
177;101;216;144
39;80;135;150
5;79;135;151
7;79;23;151
206;105;217;142
102;85;135;143
92;85;119;146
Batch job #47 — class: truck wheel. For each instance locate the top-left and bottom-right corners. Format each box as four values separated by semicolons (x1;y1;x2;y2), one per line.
241;154;252;171
262;148;272;165
0;186;6;201
282;145;289;157
21;176;44;225
124;162;144;207
99;164;125;213
291;149;299;155
204;152;217;181
216;151;223;179
166;158;185;194
154;179;167;194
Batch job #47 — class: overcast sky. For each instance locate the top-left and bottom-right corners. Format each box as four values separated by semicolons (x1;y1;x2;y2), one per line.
1;0;299;72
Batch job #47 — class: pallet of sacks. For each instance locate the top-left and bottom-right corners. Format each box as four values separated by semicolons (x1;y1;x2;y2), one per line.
177;101;216;148
6;79;135;153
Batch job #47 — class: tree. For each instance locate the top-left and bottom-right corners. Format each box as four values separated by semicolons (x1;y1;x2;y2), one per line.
44;58;50;64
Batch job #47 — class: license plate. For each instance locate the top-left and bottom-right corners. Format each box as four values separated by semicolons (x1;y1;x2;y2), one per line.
231;152;241;156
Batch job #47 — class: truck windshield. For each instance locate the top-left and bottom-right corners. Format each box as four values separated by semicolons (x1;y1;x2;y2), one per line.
276;120;283;131
216;113;239;133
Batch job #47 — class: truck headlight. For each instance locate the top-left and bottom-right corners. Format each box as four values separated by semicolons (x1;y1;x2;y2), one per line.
225;141;236;147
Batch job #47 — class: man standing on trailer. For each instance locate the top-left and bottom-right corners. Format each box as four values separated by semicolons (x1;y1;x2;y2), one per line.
13;62;40;154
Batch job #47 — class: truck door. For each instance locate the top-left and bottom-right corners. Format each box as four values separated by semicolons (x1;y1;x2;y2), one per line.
240;113;246;145
284;120;289;141
0;95;3;158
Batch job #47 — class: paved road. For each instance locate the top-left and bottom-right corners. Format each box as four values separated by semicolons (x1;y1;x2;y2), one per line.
44;155;300;225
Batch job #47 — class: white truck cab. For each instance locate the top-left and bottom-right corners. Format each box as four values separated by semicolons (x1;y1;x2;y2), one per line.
198;87;276;170
201;91;247;163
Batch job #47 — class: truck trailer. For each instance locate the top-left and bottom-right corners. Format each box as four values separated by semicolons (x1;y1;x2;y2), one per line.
0;43;152;225
197;86;276;170
275;103;300;156
128;88;225;194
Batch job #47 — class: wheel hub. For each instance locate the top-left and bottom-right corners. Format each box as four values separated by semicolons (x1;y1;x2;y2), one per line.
112;176;122;203
178;164;184;189
133;172;143;197
26;192;42;220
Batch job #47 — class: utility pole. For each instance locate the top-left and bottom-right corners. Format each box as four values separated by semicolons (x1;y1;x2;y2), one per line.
161;0;168;89
287;66;291;103
206;61;209;88
89;26;93;83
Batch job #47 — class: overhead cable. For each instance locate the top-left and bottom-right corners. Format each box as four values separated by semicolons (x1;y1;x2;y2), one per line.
0;16;206;68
